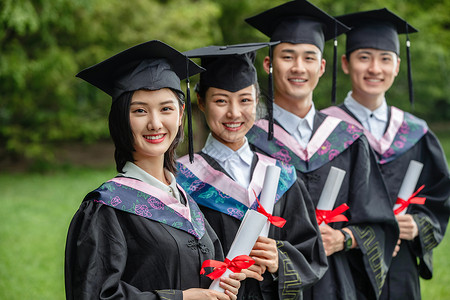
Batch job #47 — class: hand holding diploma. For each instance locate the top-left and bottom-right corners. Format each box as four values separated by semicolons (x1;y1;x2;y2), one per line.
315;167;348;226
258;165;282;237
394;160;426;215
204;209;268;292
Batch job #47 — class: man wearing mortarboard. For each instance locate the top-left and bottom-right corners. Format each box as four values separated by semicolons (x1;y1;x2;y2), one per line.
245;1;400;299
322;8;450;300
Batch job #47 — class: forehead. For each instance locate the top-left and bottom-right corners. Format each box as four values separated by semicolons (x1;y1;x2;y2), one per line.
206;85;256;96
274;42;322;55
351;48;397;57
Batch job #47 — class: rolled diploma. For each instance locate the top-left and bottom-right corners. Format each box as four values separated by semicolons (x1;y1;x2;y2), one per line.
209;209;268;291
394;160;424;215
259;165;281;237
316;167;346;225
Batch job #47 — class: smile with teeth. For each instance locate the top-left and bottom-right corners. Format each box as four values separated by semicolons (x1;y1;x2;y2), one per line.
289;78;307;83
223;122;243;130
143;134;166;143
365;78;383;82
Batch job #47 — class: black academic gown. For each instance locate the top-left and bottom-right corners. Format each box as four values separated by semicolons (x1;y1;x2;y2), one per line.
181;152;328;300
248;112;399;300
336;105;450;300
65;183;223;300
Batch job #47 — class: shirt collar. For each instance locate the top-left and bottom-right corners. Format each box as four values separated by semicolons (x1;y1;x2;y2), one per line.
202;133;254;166
120;161;180;200
273;102;315;135
344;91;388;123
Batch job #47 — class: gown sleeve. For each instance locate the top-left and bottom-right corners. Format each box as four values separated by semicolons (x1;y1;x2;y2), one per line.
261;178;328;299
65;200;184;300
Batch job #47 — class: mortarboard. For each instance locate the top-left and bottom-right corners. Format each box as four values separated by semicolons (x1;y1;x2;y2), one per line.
245;0;350;104
76;40;205;162
336;8;418;107
184;42;279;140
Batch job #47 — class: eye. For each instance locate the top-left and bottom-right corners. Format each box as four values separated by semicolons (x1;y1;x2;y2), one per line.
132;108;146;113
161;106;175;112
214;99;226;104
281;55;293;60
241;98;253;103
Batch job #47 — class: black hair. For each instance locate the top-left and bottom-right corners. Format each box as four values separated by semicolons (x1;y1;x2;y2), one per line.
109;89;185;174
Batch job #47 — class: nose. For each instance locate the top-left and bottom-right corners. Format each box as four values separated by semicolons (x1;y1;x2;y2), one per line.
368;59;382;74
226;102;241;119
291;57;306;73
147;112;163;131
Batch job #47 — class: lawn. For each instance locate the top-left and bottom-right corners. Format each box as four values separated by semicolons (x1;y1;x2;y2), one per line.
0;127;449;299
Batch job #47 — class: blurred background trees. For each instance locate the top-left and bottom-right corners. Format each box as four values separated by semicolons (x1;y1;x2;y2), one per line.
1;0;449;169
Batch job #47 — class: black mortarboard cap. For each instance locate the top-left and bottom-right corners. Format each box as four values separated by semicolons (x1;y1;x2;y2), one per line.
185;42;279;140
245;0;350;104
76;40;205;162
337;8;418;107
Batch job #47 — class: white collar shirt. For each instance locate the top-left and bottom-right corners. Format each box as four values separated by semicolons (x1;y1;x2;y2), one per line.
120;161;182;203
273;102;315;148
344;91;388;140
202;134;254;189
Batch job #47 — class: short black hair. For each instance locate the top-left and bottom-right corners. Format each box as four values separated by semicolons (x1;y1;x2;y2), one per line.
109;89;185;174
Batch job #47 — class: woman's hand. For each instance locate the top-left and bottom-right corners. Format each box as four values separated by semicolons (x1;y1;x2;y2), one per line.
249;236;279;274
319;225;356;256
182;272;246;300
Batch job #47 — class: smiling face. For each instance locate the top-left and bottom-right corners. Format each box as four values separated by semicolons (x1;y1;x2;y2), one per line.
342;48;400;105
199;85;258;151
129;88;183;167
265;43;326;109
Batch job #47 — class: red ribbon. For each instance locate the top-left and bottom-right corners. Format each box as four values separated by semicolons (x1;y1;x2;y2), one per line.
200;255;255;280
315;204;349;225
252;190;286;228
394;185;426;215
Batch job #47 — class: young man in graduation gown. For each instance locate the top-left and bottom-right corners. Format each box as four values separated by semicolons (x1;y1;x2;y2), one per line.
244;1;400;299
321;9;450;300
177;43;328;300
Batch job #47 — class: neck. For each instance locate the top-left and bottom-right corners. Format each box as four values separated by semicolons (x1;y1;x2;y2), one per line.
275;92;313;119
351;90;384;111
134;156;169;185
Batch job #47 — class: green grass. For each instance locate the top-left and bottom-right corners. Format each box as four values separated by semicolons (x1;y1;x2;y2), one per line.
0;127;449;300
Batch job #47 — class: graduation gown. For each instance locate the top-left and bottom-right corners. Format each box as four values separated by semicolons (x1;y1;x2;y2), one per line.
247;112;399;300
322;104;450;300
65;177;223;300
176;152;328;300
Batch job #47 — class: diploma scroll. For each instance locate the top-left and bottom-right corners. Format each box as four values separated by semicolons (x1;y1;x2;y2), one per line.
394;160;424;215
209;209;268;292
259;165;281;237
316;167;346;226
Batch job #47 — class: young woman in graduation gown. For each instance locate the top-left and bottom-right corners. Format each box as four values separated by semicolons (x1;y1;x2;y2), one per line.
64;40;245;300
176;43;328;300
322;9;450;300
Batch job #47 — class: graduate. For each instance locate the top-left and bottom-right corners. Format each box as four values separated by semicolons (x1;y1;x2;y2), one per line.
321;8;450;300
244;1;400;299
176;42;328;299
64;40;246;300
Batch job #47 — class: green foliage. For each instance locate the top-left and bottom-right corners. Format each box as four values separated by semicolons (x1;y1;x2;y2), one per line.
1;0;450;165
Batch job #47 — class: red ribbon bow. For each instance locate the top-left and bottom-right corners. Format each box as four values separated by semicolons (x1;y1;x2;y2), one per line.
252;190;286;228
394;185;426;215
315;204;349;225
200;255;255;280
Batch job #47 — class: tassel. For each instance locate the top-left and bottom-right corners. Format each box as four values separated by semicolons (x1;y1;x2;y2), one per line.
267;45;274;140
186;58;194;163
406;25;414;110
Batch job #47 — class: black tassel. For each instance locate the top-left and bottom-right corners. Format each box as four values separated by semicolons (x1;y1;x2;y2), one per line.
332;22;338;105
267;45;274;140
185;58;194;163
406;26;414;110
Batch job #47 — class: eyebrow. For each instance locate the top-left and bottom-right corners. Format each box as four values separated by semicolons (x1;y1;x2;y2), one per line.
280;49;319;55
130;100;177;106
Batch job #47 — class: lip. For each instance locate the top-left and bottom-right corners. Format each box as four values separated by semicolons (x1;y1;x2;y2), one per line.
222;122;244;131
288;77;307;85
364;77;383;84
143;134;166;144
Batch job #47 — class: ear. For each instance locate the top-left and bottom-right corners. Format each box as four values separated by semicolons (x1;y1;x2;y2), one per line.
178;103;185;126
197;93;205;112
394;56;401;77
341;54;350;75
263;56;271;75
318;58;326;77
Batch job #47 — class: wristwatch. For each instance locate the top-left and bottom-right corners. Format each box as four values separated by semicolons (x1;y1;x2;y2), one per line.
339;229;352;252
